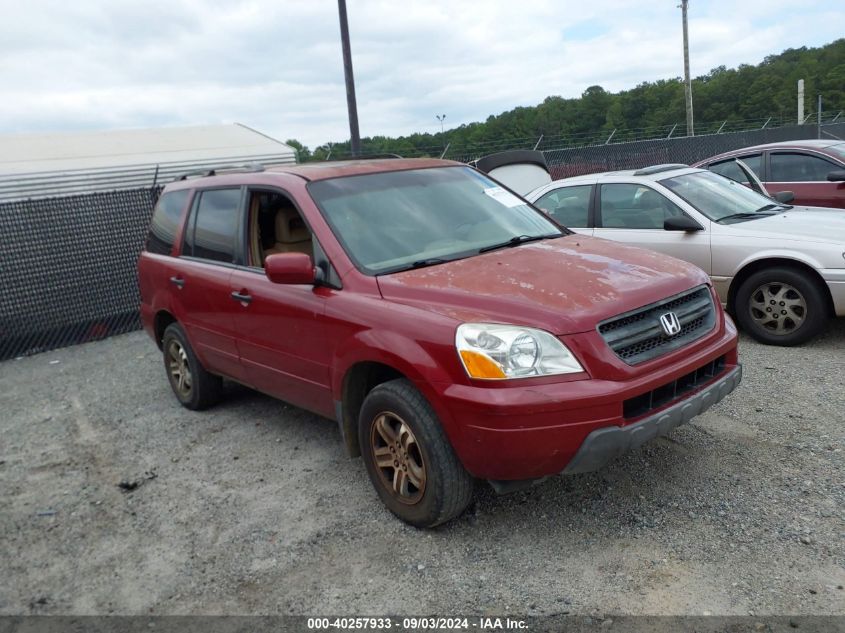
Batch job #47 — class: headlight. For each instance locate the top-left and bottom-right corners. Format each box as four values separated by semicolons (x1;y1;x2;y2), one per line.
456;323;584;380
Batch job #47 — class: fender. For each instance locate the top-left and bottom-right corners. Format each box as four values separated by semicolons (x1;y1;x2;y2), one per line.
730;249;828;276
331;327;466;456
138;253;177;346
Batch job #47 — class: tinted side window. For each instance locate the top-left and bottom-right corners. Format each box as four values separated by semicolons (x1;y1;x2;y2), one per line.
709;155;761;183
146;190;189;255
185;188;241;263
770;152;836;181
534;185;591;227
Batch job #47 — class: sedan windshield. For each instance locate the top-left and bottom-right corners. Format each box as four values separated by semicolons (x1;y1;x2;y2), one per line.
308;166;565;274
660;171;787;223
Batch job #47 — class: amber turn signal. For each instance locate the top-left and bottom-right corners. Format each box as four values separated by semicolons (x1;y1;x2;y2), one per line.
459;350;507;380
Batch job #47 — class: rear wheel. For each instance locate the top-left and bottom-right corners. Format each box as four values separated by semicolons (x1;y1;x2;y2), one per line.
358;379;473;527
734;267;828;346
162;323;222;409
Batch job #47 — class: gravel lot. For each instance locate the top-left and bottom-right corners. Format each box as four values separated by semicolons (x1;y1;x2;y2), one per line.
1;322;843;617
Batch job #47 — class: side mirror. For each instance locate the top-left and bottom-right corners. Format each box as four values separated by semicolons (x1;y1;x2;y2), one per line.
265;252;315;285
664;215;703;232
826;170;845;182
772;190;795;204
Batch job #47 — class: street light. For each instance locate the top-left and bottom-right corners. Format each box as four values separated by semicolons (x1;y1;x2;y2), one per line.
436;114;446;135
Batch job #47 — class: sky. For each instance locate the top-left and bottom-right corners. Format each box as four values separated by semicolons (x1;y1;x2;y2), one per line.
0;1;842;149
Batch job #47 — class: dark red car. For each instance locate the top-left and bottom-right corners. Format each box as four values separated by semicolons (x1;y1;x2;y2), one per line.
693;139;845;208
138;159;740;526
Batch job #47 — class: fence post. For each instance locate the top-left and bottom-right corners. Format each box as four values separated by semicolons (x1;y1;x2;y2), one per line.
439;143;450;159
533;135;544;151
604;129;616;145
716;120;727;134
833;111;842;123
667;124;678;139
760;117;772;130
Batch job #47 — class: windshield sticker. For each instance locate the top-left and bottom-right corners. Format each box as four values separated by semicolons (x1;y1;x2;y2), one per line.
483;186;524;208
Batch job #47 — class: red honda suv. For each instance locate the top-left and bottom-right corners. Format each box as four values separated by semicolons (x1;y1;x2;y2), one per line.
138;159;741;527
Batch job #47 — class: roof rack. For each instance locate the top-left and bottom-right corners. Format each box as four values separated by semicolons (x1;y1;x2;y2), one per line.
633;163;689;176
322;153;404;162
176;163;265;181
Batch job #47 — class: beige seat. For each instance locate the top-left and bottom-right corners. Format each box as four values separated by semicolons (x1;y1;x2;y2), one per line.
264;207;312;257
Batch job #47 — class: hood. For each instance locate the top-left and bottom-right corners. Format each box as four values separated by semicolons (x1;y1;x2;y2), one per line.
376;235;710;335
723;207;845;244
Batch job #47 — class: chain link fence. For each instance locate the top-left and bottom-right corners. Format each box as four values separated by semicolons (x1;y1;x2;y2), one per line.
2;119;844;360
544;122;845;179
0;187;160;361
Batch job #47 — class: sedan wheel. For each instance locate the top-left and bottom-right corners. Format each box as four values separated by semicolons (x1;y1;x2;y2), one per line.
748;281;806;335
735;267;828;346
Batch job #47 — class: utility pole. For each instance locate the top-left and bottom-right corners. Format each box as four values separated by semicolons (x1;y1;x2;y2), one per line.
337;0;361;156
680;0;694;136
797;79;805;124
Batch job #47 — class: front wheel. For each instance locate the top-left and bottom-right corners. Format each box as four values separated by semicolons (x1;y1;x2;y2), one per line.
734;267;828;346
358;379;473;527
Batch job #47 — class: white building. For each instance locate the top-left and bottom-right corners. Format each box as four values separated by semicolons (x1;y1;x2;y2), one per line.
0;123;297;201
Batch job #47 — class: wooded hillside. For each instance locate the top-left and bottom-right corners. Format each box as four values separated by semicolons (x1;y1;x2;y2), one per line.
289;38;845;160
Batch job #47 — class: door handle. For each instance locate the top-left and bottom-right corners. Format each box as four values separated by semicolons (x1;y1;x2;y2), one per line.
230;291;252;304
169;276;185;289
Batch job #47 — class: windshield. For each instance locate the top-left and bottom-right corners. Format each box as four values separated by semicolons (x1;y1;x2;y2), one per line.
660;171;786;222
308;166;565;274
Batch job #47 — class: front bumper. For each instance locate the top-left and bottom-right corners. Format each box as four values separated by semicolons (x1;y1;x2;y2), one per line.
563;364;741;474
821;269;845;316
434;320;739;480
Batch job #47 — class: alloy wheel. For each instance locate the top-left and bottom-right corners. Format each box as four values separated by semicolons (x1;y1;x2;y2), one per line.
749;281;807;335
167;339;193;398
370;412;427;505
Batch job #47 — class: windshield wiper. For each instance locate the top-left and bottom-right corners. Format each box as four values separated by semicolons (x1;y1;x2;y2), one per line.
754;203;786;212
478;233;559;254
715;211;777;224
409;258;449;269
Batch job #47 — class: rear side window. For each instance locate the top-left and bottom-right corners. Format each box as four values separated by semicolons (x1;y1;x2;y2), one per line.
534;185;591;227
146;190;189;255
184;188;242;263
770;152;837;182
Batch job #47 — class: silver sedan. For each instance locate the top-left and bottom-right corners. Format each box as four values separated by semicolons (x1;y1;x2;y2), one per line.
525;165;845;345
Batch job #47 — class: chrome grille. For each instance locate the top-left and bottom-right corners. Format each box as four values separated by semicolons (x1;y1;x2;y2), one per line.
598;285;716;364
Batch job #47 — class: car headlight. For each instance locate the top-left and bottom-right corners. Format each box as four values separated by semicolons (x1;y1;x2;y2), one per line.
456;323;584;380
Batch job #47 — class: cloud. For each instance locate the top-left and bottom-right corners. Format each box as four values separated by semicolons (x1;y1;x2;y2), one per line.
0;0;842;148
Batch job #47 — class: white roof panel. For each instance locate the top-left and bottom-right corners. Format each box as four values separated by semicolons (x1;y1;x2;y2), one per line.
0;123;297;201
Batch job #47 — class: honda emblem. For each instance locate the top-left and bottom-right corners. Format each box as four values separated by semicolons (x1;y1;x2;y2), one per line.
659;312;682;337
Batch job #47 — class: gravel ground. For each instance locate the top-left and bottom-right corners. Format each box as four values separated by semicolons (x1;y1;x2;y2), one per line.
1;322;843;617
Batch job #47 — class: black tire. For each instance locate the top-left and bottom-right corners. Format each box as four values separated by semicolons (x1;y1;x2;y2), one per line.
161;323;222;410
358;378;473;528
734;267;828;346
